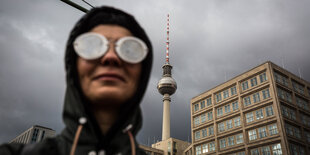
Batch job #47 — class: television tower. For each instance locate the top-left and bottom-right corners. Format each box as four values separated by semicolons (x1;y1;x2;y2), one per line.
157;14;177;141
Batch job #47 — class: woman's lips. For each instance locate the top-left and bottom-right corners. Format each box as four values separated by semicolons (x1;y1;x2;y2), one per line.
93;73;125;82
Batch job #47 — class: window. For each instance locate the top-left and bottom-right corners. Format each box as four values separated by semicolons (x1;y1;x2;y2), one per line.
217;107;223;117
202;128;207;137
251;148;259;155
209;142;215;151
195;146;201;155
262;89;270;99
219;138;226;149
258;127;267;138
242;81;249;91
216;93;222;103
232;101;239;111
201;114;206;123
251;77;258;87
228;136;235;146
260;72;267;83
231;86;237;95
236;133;243;144
285;124;294;136
305;131;310;143
253;92;260;103
233;117;241;127
225;104;231;113
206;97;212;106
274;72;289;87
194;117;200;126
256;109;264;120
292;81;305;95
226;120;233;130
207;111;213;121
202;144;208;153
289;143;305;155
300;114;310;126
281;106;296;120
246;112;254;123
208;126;214;136
195;131;200;140
223;89;229;99
296;96;309;111
265;106;274;116
272;143;282;155
244;96;251;106
248;129;257;141
237;152;245;155
218;122;225;132
261;146;271;155
277;88;292;103
200;100;205;109
268;124;278;135
194;104;199;112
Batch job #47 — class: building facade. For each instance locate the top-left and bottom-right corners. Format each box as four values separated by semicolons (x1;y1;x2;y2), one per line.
152;137;190;155
10;125;55;144
187;61;310;155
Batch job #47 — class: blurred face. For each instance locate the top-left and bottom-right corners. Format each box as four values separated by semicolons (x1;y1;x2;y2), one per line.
77;25;142;106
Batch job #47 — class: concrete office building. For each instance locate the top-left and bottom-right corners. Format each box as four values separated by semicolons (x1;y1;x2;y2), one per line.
10;125;55;144
185;61;310;155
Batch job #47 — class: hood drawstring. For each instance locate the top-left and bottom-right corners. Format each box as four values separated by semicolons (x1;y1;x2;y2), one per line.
70;117;87;155
123;124;135;155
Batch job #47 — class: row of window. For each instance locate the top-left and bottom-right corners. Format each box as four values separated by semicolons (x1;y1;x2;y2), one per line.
241;72;268;92
193;111;213;127
285;123;301;139
215;86;237;103
194;126;214;141
243;88;271;107
250;143;282;155
289;143;306;155
194;97;212;112
275;71;310;98
217;100;239;117
218;116;241;133
245;105;274;124
248;124;278;141
195;141;215;155
219;133;243;149
300;113;310;127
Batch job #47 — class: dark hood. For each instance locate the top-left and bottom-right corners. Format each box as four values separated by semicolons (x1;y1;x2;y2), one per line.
60;6;153;153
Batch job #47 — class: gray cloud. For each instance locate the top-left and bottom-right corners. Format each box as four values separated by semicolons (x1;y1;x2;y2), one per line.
1;0;310;146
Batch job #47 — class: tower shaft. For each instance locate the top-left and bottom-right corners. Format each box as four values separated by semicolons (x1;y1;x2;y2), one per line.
162;94;171;140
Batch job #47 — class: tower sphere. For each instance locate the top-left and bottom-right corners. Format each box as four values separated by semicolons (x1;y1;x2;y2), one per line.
157;76;177;95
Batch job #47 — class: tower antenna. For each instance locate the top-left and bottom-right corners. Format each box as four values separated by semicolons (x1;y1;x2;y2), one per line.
166;14;170;64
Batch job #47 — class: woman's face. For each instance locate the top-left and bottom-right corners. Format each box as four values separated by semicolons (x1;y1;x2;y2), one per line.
77;25;142;106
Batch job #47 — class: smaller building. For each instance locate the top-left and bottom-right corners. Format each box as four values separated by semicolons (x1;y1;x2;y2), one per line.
151;137;191;155
140;144;164;155
10;125;55;144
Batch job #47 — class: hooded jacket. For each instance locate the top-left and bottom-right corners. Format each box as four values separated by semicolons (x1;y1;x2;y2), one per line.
0;6;153;155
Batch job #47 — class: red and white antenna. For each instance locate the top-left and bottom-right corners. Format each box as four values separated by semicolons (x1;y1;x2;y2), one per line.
166;14;170;64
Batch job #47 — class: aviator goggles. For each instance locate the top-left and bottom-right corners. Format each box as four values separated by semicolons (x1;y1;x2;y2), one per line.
73;32;148;64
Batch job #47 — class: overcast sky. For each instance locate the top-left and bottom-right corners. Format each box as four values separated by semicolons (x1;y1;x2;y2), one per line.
1;0;310;146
